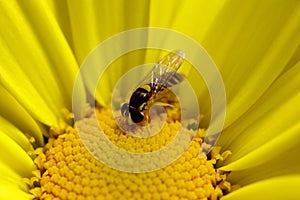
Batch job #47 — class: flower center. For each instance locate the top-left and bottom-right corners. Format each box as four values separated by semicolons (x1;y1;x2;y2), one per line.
27;106;233;200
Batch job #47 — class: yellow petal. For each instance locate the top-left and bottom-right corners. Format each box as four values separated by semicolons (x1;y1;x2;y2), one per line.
202;1;300;127
44;0;73;50
0;1;78;126
282;44;300;74
0;180;33;200
0;178;33;200
222;175;300;200
18;1;80;106
0;163;29;193
67;0;151;64
220;123;300;171
227;146;300;185
0;130;35;177
218;61;300;171
0;85;44;145
148;0;225;41
0;116;34;152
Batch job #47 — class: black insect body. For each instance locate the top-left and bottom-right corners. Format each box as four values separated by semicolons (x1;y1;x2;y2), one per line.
121;50;185;125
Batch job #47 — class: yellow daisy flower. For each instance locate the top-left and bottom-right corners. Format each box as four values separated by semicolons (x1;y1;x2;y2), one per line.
1;0;300;200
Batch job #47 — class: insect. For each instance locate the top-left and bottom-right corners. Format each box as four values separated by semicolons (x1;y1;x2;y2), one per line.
121;50;185;125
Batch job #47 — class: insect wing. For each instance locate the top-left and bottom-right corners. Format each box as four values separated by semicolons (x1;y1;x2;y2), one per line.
150;64;183;91
137;50;185;93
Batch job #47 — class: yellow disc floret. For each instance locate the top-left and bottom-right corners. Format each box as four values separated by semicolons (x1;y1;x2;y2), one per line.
28;106;232;200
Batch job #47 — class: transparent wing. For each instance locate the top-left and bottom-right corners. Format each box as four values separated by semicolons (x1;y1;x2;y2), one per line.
137;50;185;94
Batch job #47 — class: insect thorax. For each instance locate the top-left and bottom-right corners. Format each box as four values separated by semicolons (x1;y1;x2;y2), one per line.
129;85;152;110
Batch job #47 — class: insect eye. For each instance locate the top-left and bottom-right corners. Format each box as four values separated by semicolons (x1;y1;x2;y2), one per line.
121;103;129;117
